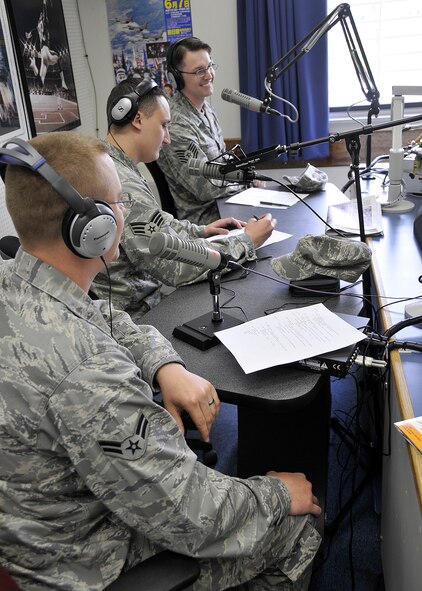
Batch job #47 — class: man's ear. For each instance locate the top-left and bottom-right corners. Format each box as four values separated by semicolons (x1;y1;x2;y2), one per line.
131;110;143;129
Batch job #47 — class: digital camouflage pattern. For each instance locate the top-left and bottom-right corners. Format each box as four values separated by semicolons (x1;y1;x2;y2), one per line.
0;250;320;590
158;91;243;225
92;144;255;323
271;233;372;282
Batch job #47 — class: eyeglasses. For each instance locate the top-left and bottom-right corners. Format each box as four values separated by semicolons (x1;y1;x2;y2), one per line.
178;62;218;77
110;192;134;211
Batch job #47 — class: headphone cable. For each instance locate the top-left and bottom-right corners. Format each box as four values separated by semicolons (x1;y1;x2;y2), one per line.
108;129;126;155
100;256;114;339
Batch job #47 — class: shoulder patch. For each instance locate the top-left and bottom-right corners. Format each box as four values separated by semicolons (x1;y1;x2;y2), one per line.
129;211;165;237
177;141;199;164
98;412;149;461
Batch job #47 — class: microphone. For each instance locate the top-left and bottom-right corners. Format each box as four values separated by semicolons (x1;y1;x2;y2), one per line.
221;88;281;116
187;157;266;183
149;232;233;270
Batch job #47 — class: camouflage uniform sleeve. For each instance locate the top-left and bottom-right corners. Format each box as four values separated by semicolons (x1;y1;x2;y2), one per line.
50;350;292;558
160;120;238;205
120;172;256;289
95;299;184;387
158;115;239;207
158;95;243;224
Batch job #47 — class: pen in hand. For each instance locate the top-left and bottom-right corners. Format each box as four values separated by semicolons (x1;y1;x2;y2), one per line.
253;212;280;221
259;201;288;208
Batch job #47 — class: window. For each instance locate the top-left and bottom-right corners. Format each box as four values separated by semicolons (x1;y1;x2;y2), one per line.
327;0;422;112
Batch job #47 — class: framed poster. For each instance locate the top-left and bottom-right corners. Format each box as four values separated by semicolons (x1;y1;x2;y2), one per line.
0;2;28;142
5;0;81;136
107;0;168;86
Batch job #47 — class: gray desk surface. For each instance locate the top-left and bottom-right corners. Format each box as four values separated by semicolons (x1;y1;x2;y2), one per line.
364;184;422;510
365;188;422;588
367;192;422;417
143;184;363;410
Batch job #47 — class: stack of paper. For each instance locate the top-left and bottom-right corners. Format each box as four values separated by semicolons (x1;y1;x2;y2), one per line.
326;194;383;236
226;187;302;208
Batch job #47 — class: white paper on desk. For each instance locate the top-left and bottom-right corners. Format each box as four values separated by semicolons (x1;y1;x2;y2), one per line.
326;194;383;236
215;303;366;374
206;228;292;249
226;187;303;208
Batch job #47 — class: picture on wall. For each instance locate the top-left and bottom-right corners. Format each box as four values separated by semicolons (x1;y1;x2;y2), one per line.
0;3;27;141
5;0;81;136
106;0;192;94
106;0;168;86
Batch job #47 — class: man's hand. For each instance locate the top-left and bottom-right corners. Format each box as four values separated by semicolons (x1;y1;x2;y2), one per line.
252;179;267;189
204;217;246;237
266;471;321;517
155;363;220;442
245;213;277;248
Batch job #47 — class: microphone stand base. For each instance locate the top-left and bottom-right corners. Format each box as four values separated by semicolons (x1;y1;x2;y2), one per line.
404;302;422;322
173;312;244;350
381;199;415;213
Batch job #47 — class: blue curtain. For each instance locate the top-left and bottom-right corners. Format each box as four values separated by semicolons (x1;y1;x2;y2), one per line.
237;0;329;161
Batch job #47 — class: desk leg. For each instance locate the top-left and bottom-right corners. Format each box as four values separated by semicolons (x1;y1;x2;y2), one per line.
236;374;331;535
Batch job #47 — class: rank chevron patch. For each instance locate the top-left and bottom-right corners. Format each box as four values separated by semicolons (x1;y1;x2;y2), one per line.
177;141;200;163
129;210;165;236
98;412;149;461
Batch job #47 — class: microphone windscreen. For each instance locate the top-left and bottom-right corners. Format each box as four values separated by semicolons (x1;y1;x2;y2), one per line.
221;88;232;102
149;231;167;256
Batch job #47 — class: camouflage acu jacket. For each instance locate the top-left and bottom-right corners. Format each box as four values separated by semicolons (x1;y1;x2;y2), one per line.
92;144;255;323
0;250;291;591
158;92;244;225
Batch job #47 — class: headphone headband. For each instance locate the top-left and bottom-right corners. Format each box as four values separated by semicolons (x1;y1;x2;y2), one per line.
0;138;92;214
0;138;117;259
133;78;158;98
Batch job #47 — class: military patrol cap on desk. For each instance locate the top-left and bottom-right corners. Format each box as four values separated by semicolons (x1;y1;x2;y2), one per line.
271;234;372;283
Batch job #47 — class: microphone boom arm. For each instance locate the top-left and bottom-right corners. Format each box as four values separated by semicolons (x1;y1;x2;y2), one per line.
265;4;344;85
222;112;422;173
263;3;380;167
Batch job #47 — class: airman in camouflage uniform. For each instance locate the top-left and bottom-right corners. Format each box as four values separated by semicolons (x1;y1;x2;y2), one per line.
0;131;321;590
158;88;238;225
158;37;261;225
93;79;276;322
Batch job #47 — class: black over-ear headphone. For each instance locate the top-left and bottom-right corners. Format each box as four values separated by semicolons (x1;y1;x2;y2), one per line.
109;78;158;126
166;37;203;91
166;38;188;91
0;138;117;259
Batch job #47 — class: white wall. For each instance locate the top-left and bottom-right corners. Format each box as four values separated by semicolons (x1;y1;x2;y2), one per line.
75;0;116;139
190;0;240;138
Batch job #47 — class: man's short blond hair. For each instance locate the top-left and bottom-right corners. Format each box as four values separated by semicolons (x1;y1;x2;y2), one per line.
5;132;111;249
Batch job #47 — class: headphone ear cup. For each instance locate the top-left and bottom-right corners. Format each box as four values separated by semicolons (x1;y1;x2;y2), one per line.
167;68;183;91
109;79;158;125
62;201;117;259
109;94;139;126
166;37;185;92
